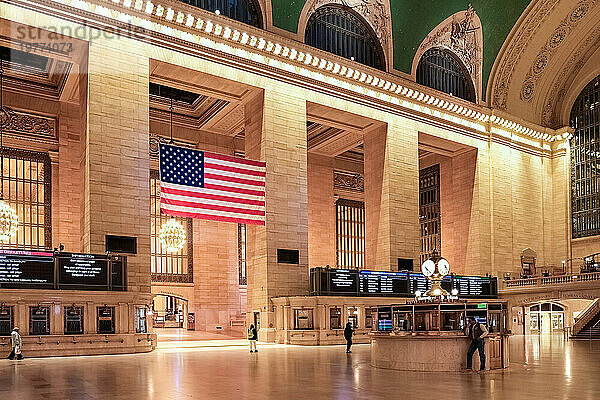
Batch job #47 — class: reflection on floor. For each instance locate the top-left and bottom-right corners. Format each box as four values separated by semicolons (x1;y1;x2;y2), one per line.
155;328;240;341
2;334;600;399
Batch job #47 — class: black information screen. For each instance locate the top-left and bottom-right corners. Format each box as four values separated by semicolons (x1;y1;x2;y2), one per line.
409;274;431;295
0;250;54;288
310;268;497;298
328;269;358;295
359;271;409;296
58;253;109;288
453;276;492;298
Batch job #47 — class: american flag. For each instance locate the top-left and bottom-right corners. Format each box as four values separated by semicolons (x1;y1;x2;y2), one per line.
159;144;266;225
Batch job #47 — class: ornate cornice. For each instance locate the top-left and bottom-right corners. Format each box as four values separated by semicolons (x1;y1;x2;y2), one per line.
4;0;566;149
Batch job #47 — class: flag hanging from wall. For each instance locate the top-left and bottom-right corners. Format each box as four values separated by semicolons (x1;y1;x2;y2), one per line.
159;143;266;225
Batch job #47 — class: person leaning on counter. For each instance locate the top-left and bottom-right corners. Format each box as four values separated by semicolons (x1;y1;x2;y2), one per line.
464;316;488;371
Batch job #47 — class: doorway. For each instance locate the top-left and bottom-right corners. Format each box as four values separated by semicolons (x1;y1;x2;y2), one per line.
152;294;188;329
528;303;564;334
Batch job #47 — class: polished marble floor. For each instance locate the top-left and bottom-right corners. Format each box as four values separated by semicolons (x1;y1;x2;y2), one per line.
1;334;599;399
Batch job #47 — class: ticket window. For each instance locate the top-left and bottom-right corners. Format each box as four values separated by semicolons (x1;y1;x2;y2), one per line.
0;306;14;336
64;306;84;335
347;307;358;329
135;307;147;334
294;309;314;330
365;308;374;329
30;306;50;335
330;307;342;329
97;306;115;334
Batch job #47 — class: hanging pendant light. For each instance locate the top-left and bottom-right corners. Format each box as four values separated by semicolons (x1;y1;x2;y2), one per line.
0;62;18;242
159;97;185;252
159;217;186;253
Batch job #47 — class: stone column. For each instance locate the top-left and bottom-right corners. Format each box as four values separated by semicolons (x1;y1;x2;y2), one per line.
308;154;336;267
82;41;151;295
244;89;309;342
364;122;419;271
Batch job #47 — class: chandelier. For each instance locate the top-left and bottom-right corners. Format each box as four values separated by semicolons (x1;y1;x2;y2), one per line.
0;62;18;242
158;98;185;253
159;217;186;252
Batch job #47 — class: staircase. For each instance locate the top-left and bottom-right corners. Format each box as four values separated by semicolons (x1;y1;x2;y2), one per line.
571;299;600;339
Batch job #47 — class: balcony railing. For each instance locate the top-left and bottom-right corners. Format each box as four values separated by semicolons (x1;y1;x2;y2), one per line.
501;271;600;290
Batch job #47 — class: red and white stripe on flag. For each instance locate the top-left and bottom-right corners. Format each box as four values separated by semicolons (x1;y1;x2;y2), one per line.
160;151;266;225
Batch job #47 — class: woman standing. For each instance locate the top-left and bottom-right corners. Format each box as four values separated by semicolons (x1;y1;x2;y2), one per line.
7;327;23;360
248;324;258;353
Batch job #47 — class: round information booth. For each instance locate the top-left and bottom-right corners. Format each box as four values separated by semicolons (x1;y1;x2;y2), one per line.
370;300;510;372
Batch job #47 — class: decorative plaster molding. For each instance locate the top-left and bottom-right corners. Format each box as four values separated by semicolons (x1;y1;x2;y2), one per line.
413;6;482;98
520;0;598;103
334;170;364;192
490;0;562;110
541;25;600;127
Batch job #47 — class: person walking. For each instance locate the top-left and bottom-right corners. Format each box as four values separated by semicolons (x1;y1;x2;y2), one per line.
465;317;488;371
248;323;258;353
344;322;354;353
7;327;23;360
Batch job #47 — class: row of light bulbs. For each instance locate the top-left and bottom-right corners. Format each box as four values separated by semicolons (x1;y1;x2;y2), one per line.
81;0;569;143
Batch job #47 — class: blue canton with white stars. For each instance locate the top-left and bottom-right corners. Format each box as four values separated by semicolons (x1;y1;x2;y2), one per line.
159;144;204;188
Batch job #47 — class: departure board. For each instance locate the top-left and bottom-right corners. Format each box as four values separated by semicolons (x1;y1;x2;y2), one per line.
58;253;109;288
0;250;54;288
328;269;358;294
309;267;497;298
453;276;493;298
359;271;409;296
409;273;431;295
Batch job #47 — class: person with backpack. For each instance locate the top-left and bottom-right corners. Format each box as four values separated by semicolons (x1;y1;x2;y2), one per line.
465;316;488;371
7;327;23;360
344;322;354;353
248;324;258;353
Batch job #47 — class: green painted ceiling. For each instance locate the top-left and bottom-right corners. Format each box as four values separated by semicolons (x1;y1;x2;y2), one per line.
271;0;532;96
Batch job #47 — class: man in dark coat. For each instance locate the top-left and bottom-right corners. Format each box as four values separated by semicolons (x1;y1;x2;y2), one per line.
344;322;354;353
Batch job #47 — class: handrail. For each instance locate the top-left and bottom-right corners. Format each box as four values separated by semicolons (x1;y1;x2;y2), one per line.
572;298;600;337
502;271;600;289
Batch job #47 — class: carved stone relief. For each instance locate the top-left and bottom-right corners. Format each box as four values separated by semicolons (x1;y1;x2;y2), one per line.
307;0;390;45
413;6;482;99
334;170;364;192
0;107;56;139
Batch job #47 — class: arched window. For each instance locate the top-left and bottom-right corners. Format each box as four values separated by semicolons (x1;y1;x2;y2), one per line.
570;75;600;238
180;0;263;28
416;48;475;102
305;5;385;71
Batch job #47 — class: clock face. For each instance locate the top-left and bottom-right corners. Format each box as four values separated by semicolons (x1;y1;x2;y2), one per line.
438;258;450;276
421;260;435;277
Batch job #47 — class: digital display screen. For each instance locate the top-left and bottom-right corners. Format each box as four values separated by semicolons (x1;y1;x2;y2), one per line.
58;253;109;288
328;269;358;294
409;274;431;295
309;268;497;298
0;250;54;288
359;271;409;296
453;276;492;298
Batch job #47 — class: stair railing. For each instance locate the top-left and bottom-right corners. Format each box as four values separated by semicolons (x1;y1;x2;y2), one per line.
572;298;600;337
